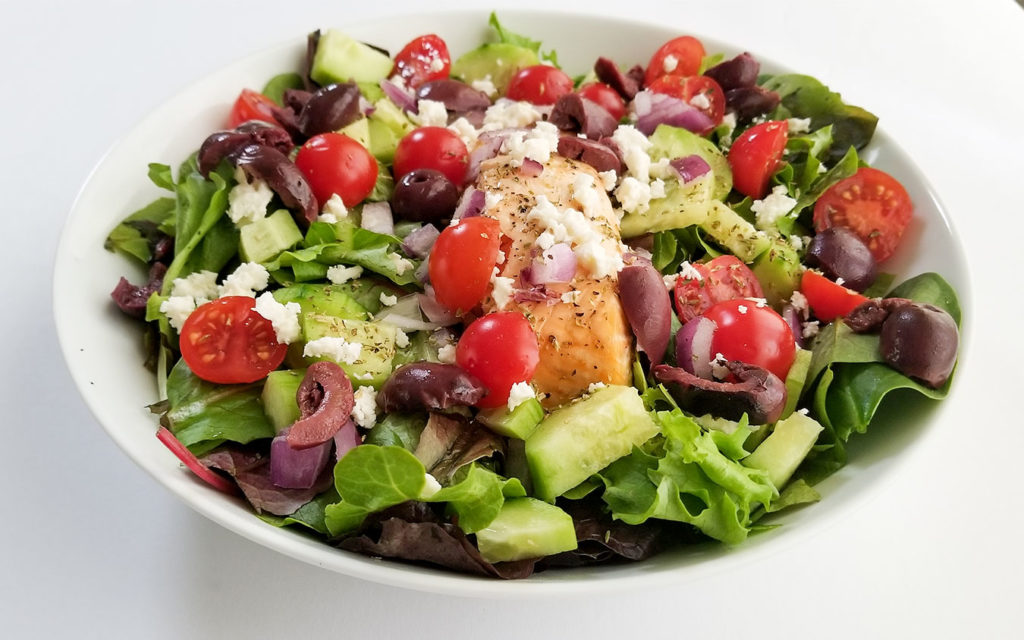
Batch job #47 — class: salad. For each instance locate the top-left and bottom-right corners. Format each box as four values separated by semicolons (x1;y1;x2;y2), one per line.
106;14;962;579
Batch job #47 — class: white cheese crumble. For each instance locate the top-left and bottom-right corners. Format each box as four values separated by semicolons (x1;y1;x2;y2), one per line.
253;292;301;344
689;92;711;110
587;381;607;394
679;261;704;281
787;117;812;134
711;353;730;380
598;170;617;191
437;343;457;364
470;76;498;97
326;264;364;284
227;167;273;225
386;253;414;276
611;125;653;183
718;112;737;148
575;239;624;280
160;296;197;331
351;386;378;429
447;116;479;148
394;328;410;349
303;336;362;364
662;54;679;73
481;99;542;131
503;121;560;166
379;292;398;307
526;194;623;279
219;262;269;298
802;320;821;339
496;249;506;265
428;56;445;73
561;290;582;304
169;271;219;304
507;381;536;411
321;193;349;220
410;99;449;127
490;267;515;310
751;185;797;230
737;304;749;314
317;212;339;224
571;173;603;217
615;177;653;214
790;290;810;319
484;190;504;211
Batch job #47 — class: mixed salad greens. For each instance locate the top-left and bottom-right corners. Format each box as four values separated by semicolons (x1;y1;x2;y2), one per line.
106;14;961;578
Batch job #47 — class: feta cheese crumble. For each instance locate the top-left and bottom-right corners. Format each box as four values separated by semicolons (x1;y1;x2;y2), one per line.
253;292;301;344
598;170;617;191
227;167;273;225
502;121;560;166
587;381;607;394
160;296;197;331
219;262;270;297
447;116;479;148
411;99;449;127
320;193;349;221
326;264;363;284
481;99;543;131
169;271;219;304
711;353;730;380
379;292;398;307
386;253;414;276
507;381;536;411
302;337;362;364
490;267;515;310
351;386;378;429
394;329;410;349
751;185;797;230
787;117;812;134
471;76;498;97
689;92;711;110
437;343;457;364
561;290;582;304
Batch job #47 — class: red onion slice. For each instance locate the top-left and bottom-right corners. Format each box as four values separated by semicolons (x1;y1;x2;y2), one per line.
782;303;804;349
376;294;440;331
452;187;486;220
380;78;417;113
523;243;576;285
333;419;361;461
418;286;460;325
466;132;507;181
670;154;712;184
270;429;333;489
520;157;544;177
360;201;394;235
676;316;717;379
633;90;714;136
400;223;440;259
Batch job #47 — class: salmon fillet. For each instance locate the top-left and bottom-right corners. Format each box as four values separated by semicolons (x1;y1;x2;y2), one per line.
476;154;633;408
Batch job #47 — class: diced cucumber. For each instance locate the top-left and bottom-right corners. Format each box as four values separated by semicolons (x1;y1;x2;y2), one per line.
261;369;305;434
781;348;812;419
525;385;660;502
701;200;772;262
620;173;713;238
648;124;733;200
477;398;545;440
272;283;369;322
475;498;577;563
310;29;394;85
301;314;396;388
450;43;539;94
752;238;803;307
367;98;415;164
743;411;823;489
239;210;303;263
338;117;371;149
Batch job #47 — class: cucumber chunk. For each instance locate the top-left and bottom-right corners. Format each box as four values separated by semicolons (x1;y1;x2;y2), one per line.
272;283;369;322
477;398;545;440
261;369;305;434
239;210;302;263
450;43;538;94
310;29;394;85
525;385;659;502
743;411;823;489
701;200;771;262
301;314;396;388
751;238;802;307
475;498;577;563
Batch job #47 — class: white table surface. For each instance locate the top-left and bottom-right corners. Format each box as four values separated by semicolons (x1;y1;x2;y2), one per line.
4;0;1023;637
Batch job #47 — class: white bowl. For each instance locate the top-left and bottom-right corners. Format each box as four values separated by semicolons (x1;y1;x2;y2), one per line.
54;9;970;597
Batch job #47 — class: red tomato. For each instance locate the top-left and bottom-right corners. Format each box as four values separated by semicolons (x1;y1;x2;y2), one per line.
179;296;287;384
800;270;869;322
392;34;451;89
812;167;913;262
429;217;502;313
393;127;469;185
227;89;278;129
577;82;627;121
156;427;237;494
647;75;726;130
674;255;764;323
505;65;574;106
728;120;788;199
704;298;796;381
643;35;706;87
456;312;540;408
294;133;378;207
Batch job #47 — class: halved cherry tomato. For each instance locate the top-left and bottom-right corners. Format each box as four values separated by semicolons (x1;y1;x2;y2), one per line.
812;167;913;262
800;270;869;322
577;82;627;121
179;296;288;384
156;426;238;494
393;126;469;185
704;298;796;381
294;133;378;207
429;216;502;313
674;255;764;323
392;34;451;89
643;35;706;87
646;75;726;130
227;89;278;129
506;65;574;106
456;312;540;408
728;120;788;199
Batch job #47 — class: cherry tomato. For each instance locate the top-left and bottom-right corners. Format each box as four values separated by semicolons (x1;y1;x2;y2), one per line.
429;216;502;313
393;126;469;185
812;167;913;262
392;34;451;89
704;298;796;381
505;65;574;106
800;270;869;322
227;89;278;129
674;255;764;323
647;75;726;130
294;133;378;207
577;82;627;121
180;296;287;384
728;120;788;199
156;427;237;494
643;35;706;87
456;312;540;408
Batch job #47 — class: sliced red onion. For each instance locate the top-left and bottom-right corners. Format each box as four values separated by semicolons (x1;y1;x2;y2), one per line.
376;294;440;331
380;78;417;113
670;154;712;184
619;263;673;365
418;287;460;325
513;286;560;304
401;223;440;259
782;304;804;349
519;157;544;177
361;201;394;235
676;316;717;379
466;133;506;181
270;429;333;489
333;419;361;461
358;95;375;116
452;187;486;220
414;257;430;284
523;243;576;285
633;90;714;136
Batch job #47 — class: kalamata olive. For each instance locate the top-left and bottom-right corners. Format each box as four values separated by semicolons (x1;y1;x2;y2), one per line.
287;361;354;450
232;144;319;226
391;169;460;223
879;302;959;388
619;263;672;365
704;52;760;91
556;136;623;174
725;86;781;123
593;56;640;100
296;82;362;137
377;363;487;413
806;226;878;292
549;93;618;140
653;361;787;425
415;79;491;112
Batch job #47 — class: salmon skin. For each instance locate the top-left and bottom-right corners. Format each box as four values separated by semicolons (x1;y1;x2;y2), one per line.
475;154;633;408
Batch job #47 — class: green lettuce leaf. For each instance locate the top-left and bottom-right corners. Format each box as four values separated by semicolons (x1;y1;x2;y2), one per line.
261;72;304;105
104;197;176;265
488;12;558;65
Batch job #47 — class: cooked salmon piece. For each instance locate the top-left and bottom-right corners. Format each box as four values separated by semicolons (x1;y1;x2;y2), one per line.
475;154;633;408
